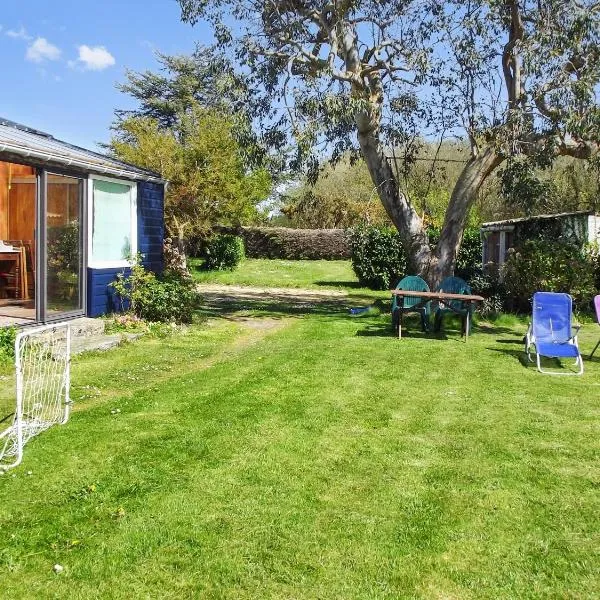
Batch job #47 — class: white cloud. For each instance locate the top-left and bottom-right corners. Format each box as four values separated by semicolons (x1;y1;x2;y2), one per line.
74;45;115;71
26;37;61;63
7;27;32;41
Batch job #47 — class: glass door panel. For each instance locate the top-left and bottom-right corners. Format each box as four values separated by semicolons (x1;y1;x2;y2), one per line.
45;174;83;315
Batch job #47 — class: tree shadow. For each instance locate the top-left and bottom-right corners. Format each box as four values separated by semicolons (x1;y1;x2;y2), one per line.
197;292;376;321
314;280;365;289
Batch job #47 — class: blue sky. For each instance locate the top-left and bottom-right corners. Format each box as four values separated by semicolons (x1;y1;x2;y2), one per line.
0;0;212;150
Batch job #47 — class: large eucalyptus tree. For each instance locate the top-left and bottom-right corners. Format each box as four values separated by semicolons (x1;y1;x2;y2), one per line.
178;0;600;285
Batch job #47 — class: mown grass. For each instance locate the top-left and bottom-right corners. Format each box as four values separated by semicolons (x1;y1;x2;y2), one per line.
0;263;599;598
190;257;361;289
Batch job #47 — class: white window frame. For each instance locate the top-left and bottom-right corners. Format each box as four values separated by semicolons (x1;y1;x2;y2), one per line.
88;175;138;269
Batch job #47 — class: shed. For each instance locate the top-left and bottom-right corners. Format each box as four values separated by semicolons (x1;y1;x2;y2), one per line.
481;211;600;272
0;118;166;325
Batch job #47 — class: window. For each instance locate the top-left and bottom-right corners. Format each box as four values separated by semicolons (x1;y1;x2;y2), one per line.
89;177;137;267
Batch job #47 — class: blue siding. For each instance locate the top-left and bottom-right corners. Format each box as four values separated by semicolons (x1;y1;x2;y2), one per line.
86;267;124;317
137;181;164;273
86;181;164;317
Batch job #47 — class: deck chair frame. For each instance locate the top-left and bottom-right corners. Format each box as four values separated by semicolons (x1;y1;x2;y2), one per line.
525;292;583;375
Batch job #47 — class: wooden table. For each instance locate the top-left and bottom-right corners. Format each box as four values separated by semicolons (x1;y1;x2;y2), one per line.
0;249;27;301
390;289;485;339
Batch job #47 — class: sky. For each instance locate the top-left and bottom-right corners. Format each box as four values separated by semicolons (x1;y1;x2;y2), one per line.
0;0;213;150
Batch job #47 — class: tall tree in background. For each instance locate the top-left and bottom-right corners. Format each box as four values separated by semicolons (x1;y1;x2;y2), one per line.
110;106;271;239
111;50;272;239
177;0;600;286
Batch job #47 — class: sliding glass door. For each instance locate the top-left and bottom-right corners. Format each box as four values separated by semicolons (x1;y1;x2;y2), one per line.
38;172;86;320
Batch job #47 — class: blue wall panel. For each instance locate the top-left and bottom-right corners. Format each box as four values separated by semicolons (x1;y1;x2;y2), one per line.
137;181;165;273
86;181;164;317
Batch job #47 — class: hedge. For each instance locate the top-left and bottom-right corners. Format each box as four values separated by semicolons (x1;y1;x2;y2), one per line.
194;226;351;260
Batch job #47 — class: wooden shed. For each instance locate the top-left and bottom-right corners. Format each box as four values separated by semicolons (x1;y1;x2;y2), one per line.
0;118;165;325
481;210;600;273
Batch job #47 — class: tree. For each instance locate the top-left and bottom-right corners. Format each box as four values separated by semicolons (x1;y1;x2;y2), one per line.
115;48;270;172
280;158;389;228
177;0;600;286
109;105;271;239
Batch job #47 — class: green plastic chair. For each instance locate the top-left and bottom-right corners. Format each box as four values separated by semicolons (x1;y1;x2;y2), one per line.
434;276;473;334
391;275;430;337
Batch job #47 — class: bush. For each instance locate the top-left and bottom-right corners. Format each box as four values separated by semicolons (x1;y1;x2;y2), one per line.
349;225;406;290
0;326;17;359
468;270;507;317
110;255;199;323
502;239;596;312
204;234;245;270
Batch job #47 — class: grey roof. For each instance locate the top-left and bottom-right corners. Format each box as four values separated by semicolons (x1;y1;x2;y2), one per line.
0;118;166;184
481;210;595;229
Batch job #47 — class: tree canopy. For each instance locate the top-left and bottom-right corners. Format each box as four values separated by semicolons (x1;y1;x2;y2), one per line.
177;0;600;284
109;105;271;238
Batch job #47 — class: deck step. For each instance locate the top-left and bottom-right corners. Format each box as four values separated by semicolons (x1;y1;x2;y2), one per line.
64;317;106;338
69;332;142;356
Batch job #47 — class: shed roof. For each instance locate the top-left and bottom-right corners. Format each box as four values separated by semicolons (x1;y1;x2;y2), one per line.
481;210;595;230
0;118;166;184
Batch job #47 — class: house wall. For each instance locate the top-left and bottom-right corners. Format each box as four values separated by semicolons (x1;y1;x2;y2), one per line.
86;181;164;317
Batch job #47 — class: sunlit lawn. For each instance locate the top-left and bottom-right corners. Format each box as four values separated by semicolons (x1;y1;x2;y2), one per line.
190;257;361;289
0;260;598;598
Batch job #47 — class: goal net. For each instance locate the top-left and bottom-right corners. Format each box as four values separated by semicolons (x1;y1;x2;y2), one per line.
0;323;71;471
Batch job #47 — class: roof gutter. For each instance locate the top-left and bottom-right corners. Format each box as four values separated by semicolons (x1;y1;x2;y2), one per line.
0;141;166;184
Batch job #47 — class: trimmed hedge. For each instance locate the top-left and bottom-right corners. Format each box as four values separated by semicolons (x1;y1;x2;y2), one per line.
196;226;351;260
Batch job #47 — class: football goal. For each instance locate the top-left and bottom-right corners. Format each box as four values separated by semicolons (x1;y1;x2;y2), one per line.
0;323;71;471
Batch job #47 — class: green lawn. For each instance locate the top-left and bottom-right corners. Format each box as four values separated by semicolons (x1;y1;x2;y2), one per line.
190;257;361;289
0;263;599;598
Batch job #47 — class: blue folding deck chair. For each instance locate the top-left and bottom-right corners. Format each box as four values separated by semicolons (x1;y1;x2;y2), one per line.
525;292;583;375
391;275;430;338
433;276;474;335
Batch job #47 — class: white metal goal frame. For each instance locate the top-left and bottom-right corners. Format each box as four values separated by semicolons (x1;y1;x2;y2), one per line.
0;322;71;471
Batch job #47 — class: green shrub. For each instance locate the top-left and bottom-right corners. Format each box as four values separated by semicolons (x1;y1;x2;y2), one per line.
468;270;507;317
204;234;245;270
0;326;17;359
502;239;596;312
349;225;406;290
110;255;199;323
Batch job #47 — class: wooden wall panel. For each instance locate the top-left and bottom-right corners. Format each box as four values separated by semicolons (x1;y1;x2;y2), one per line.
0;161;36;242
8;183;35;242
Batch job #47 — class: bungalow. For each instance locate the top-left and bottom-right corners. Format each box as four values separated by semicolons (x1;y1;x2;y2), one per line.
0;118;165;325
481;210;600;273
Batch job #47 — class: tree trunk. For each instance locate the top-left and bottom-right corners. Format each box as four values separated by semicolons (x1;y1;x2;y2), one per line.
427;146;504;288
356;119;432;274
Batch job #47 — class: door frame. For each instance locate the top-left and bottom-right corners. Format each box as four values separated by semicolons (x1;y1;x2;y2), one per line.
36;168;88;323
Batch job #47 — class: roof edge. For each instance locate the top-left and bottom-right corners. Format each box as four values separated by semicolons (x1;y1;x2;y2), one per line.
481;210;595;228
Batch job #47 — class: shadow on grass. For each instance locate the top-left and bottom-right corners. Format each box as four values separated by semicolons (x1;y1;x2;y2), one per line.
197;294;376;321
487;347;531;368
314;280;366;289
486;346;582;374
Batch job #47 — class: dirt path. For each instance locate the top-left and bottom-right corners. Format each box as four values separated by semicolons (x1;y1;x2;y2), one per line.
196;283;348;306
